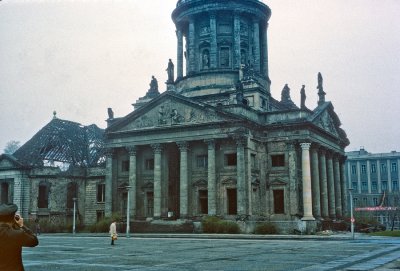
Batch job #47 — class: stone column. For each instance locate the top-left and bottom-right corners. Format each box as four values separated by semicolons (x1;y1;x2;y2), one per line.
233;12;241;69
105;148;114;217
127;146;137;218
151;144;162;218
326;153;336;219
288;143;299;216
176;29;183;79
188;19;196;74
340;158;348;217
177;141;189;218
252;18;261;72
236;137;246;215
319;149;329;219
311;146;321;218
300;143;315;220
209;12;217;69
206;139;217;215
334;155;343;218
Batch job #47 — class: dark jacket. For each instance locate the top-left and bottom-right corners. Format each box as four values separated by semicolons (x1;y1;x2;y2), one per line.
0;223;39;271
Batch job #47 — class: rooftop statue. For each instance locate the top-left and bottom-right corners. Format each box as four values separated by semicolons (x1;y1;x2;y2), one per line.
300;85;306;109
166;59;174;83
149;76;158;92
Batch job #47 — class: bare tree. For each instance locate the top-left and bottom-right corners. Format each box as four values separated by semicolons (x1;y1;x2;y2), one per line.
3;140;21;154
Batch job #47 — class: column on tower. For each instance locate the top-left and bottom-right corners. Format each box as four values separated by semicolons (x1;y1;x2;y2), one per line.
261;22;269;76
300;143;315;221
188;19;196;74
176;29;184;79
209;12;217;69
340;158;348;217
233;12;241;69
252;18;261;72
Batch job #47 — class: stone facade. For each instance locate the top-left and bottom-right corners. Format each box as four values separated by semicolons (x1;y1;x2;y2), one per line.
0;0;349;233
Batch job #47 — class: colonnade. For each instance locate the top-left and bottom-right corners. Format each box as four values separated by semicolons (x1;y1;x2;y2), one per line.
104;138;248;218
301;143;347;221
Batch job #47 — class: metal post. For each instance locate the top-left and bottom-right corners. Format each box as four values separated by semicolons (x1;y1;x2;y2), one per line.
126;186;131;238
72;198;77;235
348;189;354;239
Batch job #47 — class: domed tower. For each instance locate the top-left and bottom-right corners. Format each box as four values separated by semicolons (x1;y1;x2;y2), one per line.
172;0;271;108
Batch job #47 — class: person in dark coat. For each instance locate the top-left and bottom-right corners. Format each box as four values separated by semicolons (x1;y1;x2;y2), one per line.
0;203;39;271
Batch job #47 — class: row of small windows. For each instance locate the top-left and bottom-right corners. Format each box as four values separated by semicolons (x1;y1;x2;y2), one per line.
121;154;285;172
352;180;399;192
351;162;398;174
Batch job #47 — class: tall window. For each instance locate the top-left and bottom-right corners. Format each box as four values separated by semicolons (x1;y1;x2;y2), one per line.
145;158;154;170
220;47;230;68
196;155;208;168
361;165;366;174
362;197;368;207
38;183;49;208
122;160;129;172
371;164;376;173
393;181;399;191
351;165;357;174
97;184;105;203
227;188;237;215
66;182;78;209
271;154;285;167
381;163;387;173
361;182;368;192
225;153;237;166
273;189;285;214
382;181;388;191
251;154;257;169
391;162;397;172
371;182;377;191
353;197;358;207
352;182;358;191
373;198;378;206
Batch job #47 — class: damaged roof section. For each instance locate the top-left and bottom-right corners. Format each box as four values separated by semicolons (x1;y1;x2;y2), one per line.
13;118;105;168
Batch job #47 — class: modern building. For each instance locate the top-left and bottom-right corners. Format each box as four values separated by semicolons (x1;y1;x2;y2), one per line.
0;0;349;233
345;148;400;230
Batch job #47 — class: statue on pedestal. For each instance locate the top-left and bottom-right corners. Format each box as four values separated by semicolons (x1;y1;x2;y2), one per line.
166;59;174;83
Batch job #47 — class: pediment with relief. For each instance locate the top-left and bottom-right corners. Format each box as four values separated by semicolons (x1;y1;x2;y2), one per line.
315;111;339;136
115;94;238;132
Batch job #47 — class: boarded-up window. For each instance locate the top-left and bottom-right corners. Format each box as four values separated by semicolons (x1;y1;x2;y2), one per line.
122;160;129;172
199;190;208;214
227;188;237;215
271;154;285;167
38;183;49;208
1;182;9;204
225;153;237;166
273;189;284;214
66;182;78;209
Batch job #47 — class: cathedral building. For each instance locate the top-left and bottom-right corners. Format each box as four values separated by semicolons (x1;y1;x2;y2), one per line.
0;0;349;233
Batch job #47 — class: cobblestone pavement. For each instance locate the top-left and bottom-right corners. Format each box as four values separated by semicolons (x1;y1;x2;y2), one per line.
22;234;400;271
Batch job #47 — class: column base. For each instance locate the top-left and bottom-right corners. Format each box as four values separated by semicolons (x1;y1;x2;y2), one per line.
301;216;316;221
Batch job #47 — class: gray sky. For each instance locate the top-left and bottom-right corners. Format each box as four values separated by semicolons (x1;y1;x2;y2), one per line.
0;0;399;154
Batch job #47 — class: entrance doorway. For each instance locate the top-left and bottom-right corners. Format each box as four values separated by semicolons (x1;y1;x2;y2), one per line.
227;188;237;215
146;192;154;217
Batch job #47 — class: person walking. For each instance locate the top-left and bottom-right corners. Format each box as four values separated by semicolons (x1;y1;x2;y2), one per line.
0;203;39;271
109;220;117;245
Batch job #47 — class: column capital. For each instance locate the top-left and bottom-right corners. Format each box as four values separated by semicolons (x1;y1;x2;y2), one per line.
204;139;216;150
209;11;217;19
300;142;311;150
104;148;114;158
151;143;163;154
177;141;189;151
126;146;137;156
234;137;246;147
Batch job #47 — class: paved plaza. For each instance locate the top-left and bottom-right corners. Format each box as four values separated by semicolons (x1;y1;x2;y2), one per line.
22;233;400;271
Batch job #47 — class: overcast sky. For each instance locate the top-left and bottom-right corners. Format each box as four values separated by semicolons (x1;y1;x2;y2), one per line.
0;0;399;154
